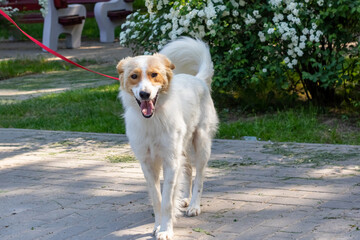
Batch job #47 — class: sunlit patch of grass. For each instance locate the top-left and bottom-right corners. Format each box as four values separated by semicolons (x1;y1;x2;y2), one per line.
106;154;136;163
1;80;360;145
0;57;98;80
217;107;360;145
0;84;125;133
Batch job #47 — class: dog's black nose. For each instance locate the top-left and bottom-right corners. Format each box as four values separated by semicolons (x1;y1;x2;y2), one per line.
139;91;151;100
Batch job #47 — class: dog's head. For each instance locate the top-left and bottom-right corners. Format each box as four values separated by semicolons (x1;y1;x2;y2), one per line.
117;54;175;119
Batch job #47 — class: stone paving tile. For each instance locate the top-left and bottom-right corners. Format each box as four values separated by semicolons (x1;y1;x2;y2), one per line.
0;128;360;239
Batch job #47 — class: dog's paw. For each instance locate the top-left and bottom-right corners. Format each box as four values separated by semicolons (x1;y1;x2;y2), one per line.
156;230;174;240
186;205;201;217
180;198;190;208
153;225;160;236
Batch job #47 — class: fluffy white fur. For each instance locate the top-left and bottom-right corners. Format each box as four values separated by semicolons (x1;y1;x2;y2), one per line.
118;37;218;240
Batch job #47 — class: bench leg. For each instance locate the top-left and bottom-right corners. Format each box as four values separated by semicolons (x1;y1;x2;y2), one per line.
64;24;83;49
99;25;116;43
42;24;60;51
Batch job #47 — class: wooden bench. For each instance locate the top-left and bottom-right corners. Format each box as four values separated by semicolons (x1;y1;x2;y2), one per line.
1;0;134;45
42;0;86;50
0;0;86;25
94;0;133;42
1;0;87;50
0;0;43;23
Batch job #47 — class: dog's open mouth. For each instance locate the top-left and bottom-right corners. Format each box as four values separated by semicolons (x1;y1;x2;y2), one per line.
135;94;158;118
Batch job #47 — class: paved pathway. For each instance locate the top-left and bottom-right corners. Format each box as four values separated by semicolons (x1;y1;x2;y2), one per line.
0;128;359;239
0;40;132;63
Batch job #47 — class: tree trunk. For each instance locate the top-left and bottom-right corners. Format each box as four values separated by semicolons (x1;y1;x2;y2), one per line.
303;79;336;106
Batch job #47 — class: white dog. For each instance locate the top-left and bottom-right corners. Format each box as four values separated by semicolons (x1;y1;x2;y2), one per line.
117;37;218;240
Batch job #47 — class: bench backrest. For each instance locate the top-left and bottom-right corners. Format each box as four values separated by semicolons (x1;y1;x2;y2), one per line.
0;0;69;10
1;0;41;11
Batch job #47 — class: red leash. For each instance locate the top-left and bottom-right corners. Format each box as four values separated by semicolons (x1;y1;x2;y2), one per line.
0;9;120;81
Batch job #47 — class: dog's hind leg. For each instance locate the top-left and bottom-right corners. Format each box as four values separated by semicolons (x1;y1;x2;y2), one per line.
180;158;192;208
186;129;211;217
139;160;162;236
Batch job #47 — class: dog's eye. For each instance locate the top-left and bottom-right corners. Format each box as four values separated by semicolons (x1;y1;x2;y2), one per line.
131;74;138;79
151;73;158;78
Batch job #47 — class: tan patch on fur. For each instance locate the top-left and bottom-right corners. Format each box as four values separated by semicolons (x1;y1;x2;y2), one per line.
148;54;175;92
116;57;141;94
124;67;142;94
116;57;129;90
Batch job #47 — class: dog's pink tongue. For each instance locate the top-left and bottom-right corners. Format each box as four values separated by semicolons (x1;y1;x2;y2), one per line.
140;100;154;116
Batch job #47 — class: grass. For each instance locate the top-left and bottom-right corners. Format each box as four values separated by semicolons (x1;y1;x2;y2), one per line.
0;84;125;133
262;143;360;167
1;81;360;145
0;58;97;80
0;52;359;145
106;154;136;163
0;62;116;92
208;160;256;169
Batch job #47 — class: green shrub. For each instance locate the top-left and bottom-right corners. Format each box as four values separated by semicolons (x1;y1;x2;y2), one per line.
119;0;360;106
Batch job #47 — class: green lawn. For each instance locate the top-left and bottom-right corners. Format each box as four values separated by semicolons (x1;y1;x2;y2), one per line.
0;84;125;133
0;58;98;80
218;109;360;144
1;83;359;145
0;47;359;145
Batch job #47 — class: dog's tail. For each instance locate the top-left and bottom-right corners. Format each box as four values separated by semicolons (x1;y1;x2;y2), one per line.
159;37;214;89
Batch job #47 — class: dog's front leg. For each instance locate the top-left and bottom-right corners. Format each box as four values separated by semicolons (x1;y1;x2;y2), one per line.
157;161;180;240
139;161;162;235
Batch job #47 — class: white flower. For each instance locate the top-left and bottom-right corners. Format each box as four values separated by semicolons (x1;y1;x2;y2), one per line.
253;10;261;19
302;28;309;35
284;57;290;64
222;11;230;17
198;10;205;18
317;0;324;6
232;10;239;17
206;20;214;27
262;68;267;73
267;28;275;34
269;0;282;8
183;19;190;27
258;31;266;42
299;42;306;49
296;49;304;57
230;0;239;8
245;14;256;25
232;24;241;30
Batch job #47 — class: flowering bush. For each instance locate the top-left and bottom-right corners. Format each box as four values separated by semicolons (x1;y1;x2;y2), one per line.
0;0;47;17
0;0;19;16
120;0;360;105
38;0;48;17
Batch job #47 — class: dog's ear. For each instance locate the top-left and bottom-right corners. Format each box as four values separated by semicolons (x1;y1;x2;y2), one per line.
116;58;129;89
155;54;175;82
